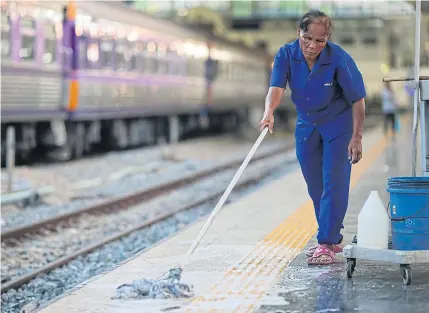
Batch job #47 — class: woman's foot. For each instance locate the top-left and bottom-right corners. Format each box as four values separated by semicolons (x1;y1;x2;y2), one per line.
305;239;344;257
307;245;336;265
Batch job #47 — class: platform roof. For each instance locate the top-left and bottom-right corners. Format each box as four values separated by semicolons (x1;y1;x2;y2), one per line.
125;0;415;20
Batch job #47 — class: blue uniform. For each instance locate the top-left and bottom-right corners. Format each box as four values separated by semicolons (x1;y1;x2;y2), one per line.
270;39;366;245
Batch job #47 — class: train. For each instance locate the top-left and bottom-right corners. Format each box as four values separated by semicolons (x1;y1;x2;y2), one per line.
1;1;289;163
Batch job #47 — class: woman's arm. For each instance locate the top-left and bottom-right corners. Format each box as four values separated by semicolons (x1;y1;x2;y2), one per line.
265;87;285;113
351;97;366;140
260;46;289;132
347;97;365;164
336;55;367;164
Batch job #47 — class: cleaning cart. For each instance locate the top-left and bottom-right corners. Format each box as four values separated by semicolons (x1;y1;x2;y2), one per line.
343;0;429;286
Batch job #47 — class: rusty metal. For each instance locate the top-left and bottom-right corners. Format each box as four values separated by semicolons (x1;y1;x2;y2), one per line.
0;156;290;293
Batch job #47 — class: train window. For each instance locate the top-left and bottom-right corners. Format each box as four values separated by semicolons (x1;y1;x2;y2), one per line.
100;39;113;69
224;63;230;79
157;43;168;74
130;41;144;71
145;41;158;74
149;57;159;74
20;15;36;61
86;41;100;69
220;62;227;79
185;57;192;76
1;7;11;58
140;47;149;73
238;64;242;81
114;40;130;71
227;63;232;80
245;66;250;82
198;59;205;77
78;36;88;68
43;23;56;63
139;42;148;73
246;64;252;82
229;63;235;81
193;59;201;77
167;48;178;75
186;57;198;77
235;63;241;82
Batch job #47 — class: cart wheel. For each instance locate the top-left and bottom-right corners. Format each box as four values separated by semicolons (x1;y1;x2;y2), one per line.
400;264;412;286
346;259;356;279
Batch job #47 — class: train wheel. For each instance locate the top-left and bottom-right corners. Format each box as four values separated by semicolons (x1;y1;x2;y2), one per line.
112;120;128;150
73;123;85;159
56;123;84;161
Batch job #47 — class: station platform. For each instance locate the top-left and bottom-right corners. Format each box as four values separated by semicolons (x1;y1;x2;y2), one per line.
37;115;429;313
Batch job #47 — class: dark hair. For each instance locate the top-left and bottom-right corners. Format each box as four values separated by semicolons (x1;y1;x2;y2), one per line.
298;9;333;38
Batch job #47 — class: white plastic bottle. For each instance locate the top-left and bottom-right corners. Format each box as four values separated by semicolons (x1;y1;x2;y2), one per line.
357;190;390;249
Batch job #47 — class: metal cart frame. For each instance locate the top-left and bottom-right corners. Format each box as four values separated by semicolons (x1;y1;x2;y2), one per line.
344;0;429;285
344;237;429;285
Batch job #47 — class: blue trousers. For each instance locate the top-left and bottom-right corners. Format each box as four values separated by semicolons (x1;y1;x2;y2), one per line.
295;128;352;245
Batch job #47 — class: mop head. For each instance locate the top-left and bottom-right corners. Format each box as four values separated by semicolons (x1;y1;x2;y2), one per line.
111;266;194;300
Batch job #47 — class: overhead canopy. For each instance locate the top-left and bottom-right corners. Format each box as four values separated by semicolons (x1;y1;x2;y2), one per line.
125;0;415;20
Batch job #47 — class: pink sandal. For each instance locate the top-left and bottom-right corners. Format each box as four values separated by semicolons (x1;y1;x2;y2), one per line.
307;245;336;265
305;239;344;257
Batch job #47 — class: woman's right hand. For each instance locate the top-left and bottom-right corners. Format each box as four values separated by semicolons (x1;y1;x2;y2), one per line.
259;110;274;134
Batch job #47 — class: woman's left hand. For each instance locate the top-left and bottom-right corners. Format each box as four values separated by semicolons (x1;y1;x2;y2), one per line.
348;135;362;164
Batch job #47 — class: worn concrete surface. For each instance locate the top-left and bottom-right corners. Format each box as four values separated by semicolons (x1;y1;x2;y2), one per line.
35;119;420;313
254;117;429;313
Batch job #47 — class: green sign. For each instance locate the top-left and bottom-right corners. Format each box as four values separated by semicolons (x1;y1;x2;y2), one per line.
231;0;253;18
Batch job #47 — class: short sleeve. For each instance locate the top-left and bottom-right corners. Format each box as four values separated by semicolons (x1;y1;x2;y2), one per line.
270;46;289;89
336;55;366;104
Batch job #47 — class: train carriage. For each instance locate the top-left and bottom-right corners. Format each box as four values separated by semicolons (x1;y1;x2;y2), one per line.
1;1;272;163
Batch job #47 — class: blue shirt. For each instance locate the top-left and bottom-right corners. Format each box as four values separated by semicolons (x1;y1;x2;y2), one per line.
270;39;366;141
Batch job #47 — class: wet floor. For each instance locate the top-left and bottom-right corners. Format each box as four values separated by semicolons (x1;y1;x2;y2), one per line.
256;251;429;313
255;121;429;313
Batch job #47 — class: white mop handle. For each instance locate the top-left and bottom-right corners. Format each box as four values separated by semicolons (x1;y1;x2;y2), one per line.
186;127;269;256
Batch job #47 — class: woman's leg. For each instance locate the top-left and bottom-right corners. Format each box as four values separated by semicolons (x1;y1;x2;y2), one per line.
295;129;323;240
307;131;352;265
318;131;353;245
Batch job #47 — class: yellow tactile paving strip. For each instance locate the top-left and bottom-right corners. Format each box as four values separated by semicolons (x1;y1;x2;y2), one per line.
184;122;398;312
34;119;408;313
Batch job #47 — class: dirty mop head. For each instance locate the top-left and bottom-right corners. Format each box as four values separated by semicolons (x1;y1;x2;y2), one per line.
112;265;194;300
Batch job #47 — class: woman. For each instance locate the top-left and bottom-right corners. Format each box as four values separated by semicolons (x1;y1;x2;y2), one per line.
381;81;398;136
259;9;366;265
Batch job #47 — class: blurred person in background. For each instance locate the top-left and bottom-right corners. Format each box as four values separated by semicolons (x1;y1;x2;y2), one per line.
259;9;366;265
405;65;415;108
381;81;398;137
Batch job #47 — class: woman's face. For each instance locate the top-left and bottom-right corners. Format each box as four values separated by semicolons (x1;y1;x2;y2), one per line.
297;23;328;62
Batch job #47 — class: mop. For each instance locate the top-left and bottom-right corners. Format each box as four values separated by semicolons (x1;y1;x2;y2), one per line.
112;127;270;300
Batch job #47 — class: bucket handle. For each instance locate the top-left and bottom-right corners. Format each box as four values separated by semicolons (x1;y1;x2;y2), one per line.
386;201;429;222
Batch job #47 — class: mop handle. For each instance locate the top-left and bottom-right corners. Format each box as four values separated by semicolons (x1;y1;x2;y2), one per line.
185;127;269;256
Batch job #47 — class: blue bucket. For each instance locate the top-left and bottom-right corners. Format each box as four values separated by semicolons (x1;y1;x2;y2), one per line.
387;177;429;251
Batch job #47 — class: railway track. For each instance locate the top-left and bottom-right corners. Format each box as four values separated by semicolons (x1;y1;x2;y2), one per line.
1;142;295;294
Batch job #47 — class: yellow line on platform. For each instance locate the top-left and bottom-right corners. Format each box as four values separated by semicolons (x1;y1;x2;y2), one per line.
186;118;407;312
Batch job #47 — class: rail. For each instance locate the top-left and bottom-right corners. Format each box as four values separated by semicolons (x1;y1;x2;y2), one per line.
0;143;294;293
